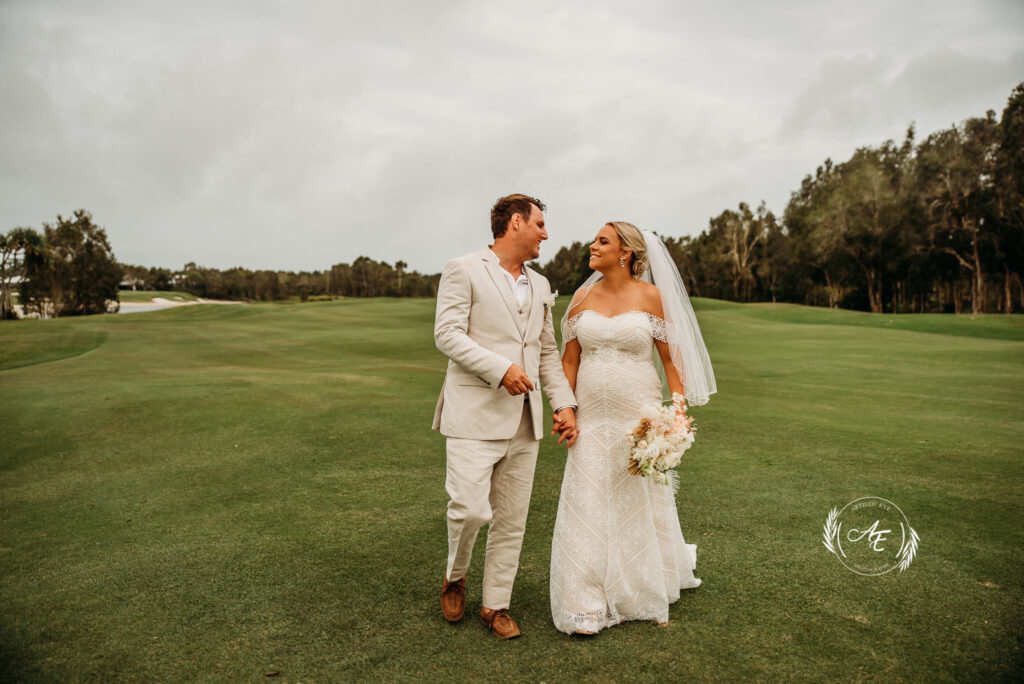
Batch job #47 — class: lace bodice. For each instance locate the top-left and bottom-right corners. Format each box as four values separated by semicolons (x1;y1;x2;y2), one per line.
563;310;668;362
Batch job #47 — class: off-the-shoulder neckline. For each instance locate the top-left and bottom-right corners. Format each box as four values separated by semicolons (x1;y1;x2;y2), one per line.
567;309;665;324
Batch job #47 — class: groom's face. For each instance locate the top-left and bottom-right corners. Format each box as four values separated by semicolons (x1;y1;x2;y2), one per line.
518;204;548;260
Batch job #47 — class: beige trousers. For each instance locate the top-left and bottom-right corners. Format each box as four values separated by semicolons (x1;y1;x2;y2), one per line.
444;405;538;610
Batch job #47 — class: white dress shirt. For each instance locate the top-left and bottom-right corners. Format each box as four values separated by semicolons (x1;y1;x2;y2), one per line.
490;250;530;308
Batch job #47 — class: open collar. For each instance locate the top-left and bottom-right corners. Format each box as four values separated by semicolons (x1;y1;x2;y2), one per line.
480;248;527;337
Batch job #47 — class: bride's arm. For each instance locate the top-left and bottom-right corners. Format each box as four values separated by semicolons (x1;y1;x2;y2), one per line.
654;339;685;398
646;285;687;404
561;338;581;392
560;289;589;392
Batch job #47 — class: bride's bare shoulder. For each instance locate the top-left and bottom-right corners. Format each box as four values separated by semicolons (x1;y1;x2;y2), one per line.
638;281;665;317
636;280;659;296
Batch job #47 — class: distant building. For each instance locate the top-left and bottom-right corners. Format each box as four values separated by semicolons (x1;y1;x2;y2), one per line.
120;276;145;290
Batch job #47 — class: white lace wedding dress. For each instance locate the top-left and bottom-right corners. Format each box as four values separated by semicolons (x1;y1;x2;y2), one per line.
550;310;701;634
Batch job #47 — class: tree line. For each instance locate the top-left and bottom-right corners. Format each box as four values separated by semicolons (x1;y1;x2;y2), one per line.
536;83;1024;314
1;212;440;318
121;256;440;301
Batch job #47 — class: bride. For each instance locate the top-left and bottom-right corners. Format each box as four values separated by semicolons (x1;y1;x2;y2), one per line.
549;221;716;635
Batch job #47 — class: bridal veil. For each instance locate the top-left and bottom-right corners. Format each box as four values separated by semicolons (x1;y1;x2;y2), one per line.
560;230;716;406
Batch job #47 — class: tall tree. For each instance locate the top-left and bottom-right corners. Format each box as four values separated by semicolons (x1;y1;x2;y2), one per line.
708;202;769;302
785;161;856;309
994;82;1024;312
0;227;42;319
395;260;407;292
917;115;1000;314
757;218;791;303
820;146;906;312
20;210;122;317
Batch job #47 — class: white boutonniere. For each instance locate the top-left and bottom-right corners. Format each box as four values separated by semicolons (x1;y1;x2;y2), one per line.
543;290;558;318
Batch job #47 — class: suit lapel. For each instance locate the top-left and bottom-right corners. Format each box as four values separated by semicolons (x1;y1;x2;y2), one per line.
523;269;544;342
482;250;527;338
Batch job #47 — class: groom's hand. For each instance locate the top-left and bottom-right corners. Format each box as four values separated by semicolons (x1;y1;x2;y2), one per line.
500;364;535;396
552;408;578;447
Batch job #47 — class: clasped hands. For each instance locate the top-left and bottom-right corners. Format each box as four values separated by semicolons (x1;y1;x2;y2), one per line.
500;364;578;448
551;407;578;447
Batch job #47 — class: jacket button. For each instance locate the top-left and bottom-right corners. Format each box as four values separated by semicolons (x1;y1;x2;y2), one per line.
523;342;527;348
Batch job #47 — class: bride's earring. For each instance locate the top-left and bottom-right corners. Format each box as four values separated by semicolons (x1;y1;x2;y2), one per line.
619;258;625;267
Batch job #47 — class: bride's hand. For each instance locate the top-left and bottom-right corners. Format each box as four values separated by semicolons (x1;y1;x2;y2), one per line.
552;408;578;448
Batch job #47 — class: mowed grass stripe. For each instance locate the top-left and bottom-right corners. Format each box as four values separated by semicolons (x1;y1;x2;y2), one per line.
0;298;1021;681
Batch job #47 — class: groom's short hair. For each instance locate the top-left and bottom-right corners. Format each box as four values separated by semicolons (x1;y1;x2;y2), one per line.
491;194;545;239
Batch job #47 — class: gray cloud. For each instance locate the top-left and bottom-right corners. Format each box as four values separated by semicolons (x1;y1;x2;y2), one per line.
782;48;1024;144
1;0;1022;273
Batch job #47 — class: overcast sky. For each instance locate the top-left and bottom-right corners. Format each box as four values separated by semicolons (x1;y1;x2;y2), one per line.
2;0;1022;274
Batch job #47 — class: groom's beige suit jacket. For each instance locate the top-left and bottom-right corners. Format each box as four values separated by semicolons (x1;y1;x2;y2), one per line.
432;247;576;440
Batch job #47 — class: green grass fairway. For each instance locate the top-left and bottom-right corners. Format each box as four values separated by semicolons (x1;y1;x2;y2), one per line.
1;298;1021;681
117;290;199;303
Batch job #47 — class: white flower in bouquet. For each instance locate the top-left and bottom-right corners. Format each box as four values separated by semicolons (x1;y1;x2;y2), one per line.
626;393;696;486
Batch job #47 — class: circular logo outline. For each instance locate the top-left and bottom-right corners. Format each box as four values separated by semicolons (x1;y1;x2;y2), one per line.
823;496;919;575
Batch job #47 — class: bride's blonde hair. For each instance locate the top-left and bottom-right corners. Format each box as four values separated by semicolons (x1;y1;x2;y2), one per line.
606;221;648;278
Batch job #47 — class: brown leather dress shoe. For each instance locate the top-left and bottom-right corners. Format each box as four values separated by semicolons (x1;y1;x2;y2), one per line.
479;606;521;639
441;575;466;622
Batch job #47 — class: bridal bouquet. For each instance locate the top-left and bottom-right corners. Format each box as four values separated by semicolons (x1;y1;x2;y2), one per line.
626;393;695;486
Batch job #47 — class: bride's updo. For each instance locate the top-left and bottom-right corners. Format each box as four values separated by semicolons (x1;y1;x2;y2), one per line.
607;221;648;279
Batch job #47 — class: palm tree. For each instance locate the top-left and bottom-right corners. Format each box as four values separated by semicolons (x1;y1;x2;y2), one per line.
0;227;43;319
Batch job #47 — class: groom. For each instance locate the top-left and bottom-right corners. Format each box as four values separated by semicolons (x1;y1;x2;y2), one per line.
432;194;577;639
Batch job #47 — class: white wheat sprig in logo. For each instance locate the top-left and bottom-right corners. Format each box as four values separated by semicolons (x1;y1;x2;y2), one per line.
897;524;920;572
822;506;842;556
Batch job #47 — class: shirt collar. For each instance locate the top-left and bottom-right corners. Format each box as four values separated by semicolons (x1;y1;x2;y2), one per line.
489;248;527;280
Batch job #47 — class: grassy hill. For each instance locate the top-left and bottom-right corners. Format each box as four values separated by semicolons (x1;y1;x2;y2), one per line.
1;298;1021;680
117;290;199;303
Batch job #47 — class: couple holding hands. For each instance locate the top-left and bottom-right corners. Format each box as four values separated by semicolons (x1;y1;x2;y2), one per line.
432;194;715;638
